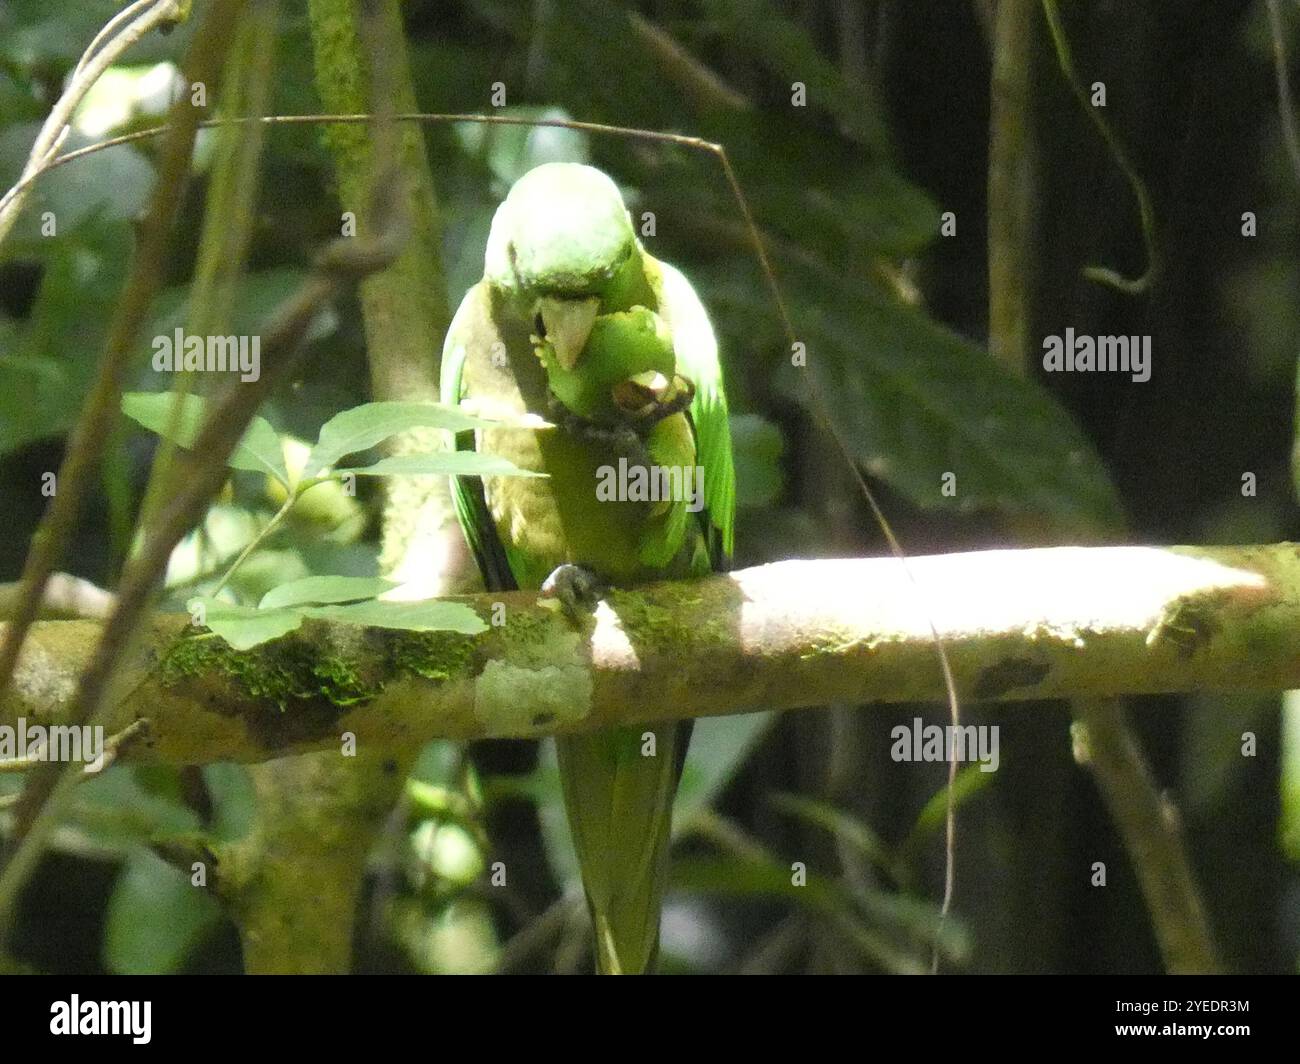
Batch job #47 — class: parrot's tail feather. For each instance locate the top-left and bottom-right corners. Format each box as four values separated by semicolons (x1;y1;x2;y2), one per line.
556;721;684;975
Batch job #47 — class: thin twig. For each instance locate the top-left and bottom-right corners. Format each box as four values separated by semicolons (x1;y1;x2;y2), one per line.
0;0;186;249
1040;0;1158;294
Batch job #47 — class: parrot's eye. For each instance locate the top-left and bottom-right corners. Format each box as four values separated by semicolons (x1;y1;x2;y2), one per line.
533;313;547;338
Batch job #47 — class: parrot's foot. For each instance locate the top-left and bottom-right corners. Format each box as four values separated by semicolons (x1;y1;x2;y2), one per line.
546;391;653;467
540;563;605;621
621;373;696;428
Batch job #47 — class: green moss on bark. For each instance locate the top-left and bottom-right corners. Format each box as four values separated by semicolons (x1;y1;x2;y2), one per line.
160;633;383;710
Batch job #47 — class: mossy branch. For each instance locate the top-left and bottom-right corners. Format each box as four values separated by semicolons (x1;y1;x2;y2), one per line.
2;543;1297;761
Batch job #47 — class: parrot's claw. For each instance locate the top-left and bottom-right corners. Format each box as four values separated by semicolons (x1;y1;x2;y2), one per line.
540;563;605;620
546;390;652;466
628;373;696;427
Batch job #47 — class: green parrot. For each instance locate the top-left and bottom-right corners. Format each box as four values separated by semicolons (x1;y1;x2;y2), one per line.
441;162;735;973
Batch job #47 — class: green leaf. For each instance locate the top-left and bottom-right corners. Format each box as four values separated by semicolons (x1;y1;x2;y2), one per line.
710;259;1124;531
188;599;303;650
37;129;154;228
303;401;505;478
672;853;967;970
703;0;892;154
203;763;257;845
673;852;839;906
0;0;191;66
188;589;486;649
54;766;201;858
259;575;397;610
767;792;897;875
1293;352;1300;502
162;504;273;594
669;855;929;972
901;762;995;859
103;849;222;975
0;219;130;454
143;267;334;352
0;123;152;230
121;392;289;486
454;105;590;188
300;598;487;635
337;451;546;479
729;413;785;509
527;748;579;887
675;712;776;827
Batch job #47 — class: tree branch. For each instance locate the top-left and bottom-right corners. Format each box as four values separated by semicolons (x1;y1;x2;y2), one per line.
3;543;1296;762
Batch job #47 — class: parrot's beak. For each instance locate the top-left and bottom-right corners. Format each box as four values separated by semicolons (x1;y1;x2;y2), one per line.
538;296;599;370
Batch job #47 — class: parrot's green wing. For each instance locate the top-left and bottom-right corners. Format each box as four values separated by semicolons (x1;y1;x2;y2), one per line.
440;282;517;592
654;257;736;566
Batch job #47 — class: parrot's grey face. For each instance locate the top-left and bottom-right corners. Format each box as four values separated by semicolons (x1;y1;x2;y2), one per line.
484;162;638;370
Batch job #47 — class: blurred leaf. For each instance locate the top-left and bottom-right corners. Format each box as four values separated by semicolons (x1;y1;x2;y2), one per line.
673;852;839;906
701;0;892;155
188;600;303;650
0;125;153;229
524;1;685;135
1294;351;1300;502
767;792;897;874
163;504;265;591
899;763;994;863
672;853;965;972
1281;690;1300;862
0;69;42;122
409;741;464;788
0;220;129;453
103;849;221;975
0;0;193;66
259;574;397;609
675;712;776;825
636;109;937;267
300;598;487;635
223;548;315;606
1180;691;1274;817
527;711;776;888
203;762;257;844
303;401;505;477
710;259;1123;529
140;267;334;354
730;413;784;509
122;392;289;485
454;105;590;189
51;765;201;858
523;746;579;887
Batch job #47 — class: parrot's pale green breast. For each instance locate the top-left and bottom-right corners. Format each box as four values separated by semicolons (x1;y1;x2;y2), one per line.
447;282;702;588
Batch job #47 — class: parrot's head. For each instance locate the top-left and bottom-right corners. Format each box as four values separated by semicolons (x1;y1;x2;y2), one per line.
484;163;638;372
